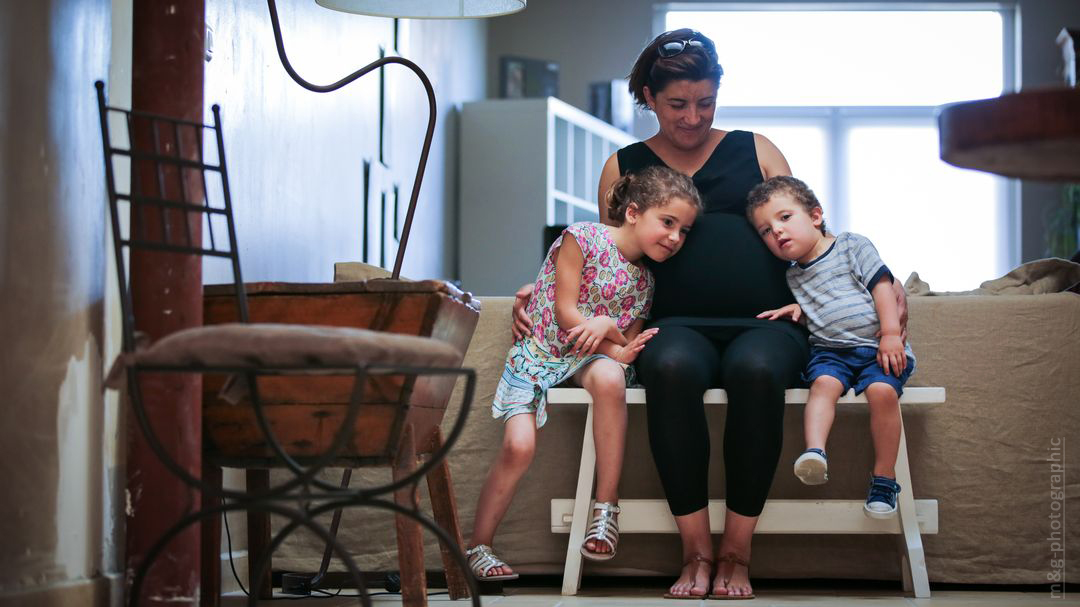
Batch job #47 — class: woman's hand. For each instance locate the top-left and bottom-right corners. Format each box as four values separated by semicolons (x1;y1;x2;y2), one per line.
567;316;624;357
756;303;802;323
511;283;534;341
877;333;906;376
612;328;659;364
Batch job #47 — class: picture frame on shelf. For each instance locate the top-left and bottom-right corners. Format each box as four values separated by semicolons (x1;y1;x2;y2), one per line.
499;55;559;99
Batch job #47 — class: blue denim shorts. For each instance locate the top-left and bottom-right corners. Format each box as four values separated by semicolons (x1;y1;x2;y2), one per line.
803;346;915;397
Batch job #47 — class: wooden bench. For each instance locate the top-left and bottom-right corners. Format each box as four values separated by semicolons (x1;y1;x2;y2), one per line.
548;386;945;598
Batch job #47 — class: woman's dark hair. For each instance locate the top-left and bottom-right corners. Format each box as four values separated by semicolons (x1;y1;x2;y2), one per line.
628;29;723;108
746;176;827;235
605;165;702;224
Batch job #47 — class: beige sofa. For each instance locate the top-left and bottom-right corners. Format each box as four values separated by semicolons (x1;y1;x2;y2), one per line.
274;282;1079;584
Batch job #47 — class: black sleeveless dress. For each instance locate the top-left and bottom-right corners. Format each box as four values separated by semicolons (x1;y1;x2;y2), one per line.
617;130;806;346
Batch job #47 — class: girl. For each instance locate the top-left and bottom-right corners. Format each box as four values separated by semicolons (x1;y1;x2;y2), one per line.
465;166;702;580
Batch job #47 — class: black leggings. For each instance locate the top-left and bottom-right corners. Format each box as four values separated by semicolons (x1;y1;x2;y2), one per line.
636;325;808;517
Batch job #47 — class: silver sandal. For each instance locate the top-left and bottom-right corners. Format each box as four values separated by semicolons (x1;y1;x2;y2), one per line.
579;501;620;561
465;544;519;581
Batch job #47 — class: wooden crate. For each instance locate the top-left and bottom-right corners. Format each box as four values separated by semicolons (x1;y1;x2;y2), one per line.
202;280;480;465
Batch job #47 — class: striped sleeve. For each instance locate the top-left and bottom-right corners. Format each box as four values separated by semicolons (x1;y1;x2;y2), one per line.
847;233;892;291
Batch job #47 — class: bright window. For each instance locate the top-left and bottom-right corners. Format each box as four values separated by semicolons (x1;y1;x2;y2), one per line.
662;6;1016;291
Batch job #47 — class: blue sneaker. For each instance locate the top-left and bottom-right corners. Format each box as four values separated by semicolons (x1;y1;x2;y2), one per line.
864;475;901;519
793;448;828;485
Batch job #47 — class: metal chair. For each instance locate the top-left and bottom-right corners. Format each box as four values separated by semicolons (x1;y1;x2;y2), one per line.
95;81;479;607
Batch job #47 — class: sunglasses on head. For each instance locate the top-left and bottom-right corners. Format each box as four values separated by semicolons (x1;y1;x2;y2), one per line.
658;34;707;58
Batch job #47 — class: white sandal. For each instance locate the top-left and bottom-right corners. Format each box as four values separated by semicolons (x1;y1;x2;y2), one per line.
465;544;519;581
579;501;620;561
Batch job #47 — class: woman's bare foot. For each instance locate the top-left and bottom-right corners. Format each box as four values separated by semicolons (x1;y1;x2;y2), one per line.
665;554;712;598
711;552;753;598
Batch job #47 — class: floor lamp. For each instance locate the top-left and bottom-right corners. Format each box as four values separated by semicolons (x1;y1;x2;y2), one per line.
265;0;526;279
261;0;526;599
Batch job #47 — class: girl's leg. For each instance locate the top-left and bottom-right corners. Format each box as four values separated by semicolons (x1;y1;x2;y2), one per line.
714;328;807;597
468;413;537;576
864;382;901;478
575;358;629;554
636;326;722;597
804;375;845;450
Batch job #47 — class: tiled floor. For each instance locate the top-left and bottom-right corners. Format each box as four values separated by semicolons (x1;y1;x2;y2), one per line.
222;585;1077;606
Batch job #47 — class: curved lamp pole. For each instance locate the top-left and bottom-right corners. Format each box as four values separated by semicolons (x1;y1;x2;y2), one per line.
266;0;436;279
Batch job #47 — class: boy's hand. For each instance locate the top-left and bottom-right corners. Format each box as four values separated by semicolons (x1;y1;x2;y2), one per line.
567;316;623;356
613;328;659;364
756;303;802;323
878;333;906;376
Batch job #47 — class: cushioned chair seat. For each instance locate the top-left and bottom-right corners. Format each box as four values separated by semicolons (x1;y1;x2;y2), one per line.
106;323;463;396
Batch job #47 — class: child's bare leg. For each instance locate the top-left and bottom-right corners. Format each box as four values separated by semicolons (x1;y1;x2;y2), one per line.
469;413;537;576
804;375;844;449
576;358;627;554
864;382;901;478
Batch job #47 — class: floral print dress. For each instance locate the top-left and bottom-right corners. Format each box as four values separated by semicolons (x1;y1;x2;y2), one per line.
492;222;654;428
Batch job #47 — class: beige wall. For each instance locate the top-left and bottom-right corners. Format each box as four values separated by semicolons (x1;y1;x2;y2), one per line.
0;0;115;603
487;0;1080;262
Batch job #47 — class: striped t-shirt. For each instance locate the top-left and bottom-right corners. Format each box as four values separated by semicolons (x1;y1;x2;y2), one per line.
787;232;913;357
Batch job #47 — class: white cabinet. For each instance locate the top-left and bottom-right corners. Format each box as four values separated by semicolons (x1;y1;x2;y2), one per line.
460;97;636;296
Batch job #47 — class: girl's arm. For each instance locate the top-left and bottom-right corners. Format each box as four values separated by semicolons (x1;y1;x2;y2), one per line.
595;318;658;364
553;235;624;355
871;279;906;377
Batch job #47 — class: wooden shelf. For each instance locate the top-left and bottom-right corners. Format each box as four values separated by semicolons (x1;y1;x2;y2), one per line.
938;87;1080;180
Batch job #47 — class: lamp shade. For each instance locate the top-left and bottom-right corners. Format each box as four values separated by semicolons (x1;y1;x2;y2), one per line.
315;0;525;18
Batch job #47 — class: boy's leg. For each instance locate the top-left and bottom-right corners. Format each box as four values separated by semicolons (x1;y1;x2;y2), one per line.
794;375;844;485
864;382;901;478
804;375;845;450
574;358;628;554
469;413;537;575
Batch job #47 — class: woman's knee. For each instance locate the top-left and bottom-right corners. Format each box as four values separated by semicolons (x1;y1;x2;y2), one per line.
723;354;784;390
722;330;807;391
638;328;717;385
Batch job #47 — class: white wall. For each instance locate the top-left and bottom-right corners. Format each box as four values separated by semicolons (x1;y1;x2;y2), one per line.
487;0;1080;262
203;3;486;284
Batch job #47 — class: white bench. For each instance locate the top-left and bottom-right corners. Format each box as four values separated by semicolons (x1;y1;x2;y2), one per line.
548;386;945;598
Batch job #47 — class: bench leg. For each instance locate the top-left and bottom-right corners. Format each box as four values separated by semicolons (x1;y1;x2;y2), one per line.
894;418;930;598
561;401;596;596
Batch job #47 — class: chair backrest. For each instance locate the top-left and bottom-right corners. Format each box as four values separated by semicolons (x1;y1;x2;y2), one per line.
95;81;248;353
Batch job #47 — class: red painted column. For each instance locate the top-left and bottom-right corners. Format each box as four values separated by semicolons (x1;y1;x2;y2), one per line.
127;1;205;603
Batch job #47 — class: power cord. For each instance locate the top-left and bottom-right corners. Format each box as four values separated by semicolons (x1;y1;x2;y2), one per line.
219;501;448;599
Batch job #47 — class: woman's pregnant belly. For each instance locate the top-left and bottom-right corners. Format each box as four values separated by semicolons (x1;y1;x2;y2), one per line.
647;212;795;320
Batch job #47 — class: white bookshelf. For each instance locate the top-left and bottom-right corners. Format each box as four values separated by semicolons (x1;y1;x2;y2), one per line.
460;97;636;296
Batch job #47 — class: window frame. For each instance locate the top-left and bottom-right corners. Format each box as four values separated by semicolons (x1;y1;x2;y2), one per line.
655;2;1021;284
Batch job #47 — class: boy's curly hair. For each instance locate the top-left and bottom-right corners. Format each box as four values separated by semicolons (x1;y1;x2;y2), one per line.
605;165;702;224
746;175;827;235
